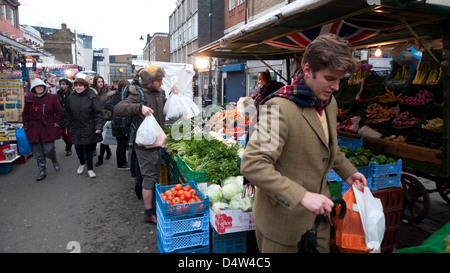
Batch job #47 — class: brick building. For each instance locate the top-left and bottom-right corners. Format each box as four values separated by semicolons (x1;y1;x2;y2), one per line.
143;33;170;62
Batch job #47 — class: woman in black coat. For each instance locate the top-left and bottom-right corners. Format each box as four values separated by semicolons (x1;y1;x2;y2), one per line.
104;79;130;169
57;79;73;156
66;78;104;178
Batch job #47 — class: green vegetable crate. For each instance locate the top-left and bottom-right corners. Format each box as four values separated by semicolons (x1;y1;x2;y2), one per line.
177;154;210;183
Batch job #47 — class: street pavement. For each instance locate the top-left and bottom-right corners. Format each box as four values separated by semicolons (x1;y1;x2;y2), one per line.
0;139;157;253
0;139;448;253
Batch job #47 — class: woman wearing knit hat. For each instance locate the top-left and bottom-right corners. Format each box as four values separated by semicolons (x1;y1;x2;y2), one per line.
23;78;63;181
114;65;178;224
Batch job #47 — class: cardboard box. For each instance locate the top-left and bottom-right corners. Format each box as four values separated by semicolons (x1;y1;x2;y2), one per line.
209;208;255;234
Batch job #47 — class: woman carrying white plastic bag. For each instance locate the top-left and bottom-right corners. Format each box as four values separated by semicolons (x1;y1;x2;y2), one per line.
353;185;386;251
135;115;166;148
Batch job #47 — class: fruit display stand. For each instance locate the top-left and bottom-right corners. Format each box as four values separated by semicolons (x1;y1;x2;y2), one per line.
334;44;449;223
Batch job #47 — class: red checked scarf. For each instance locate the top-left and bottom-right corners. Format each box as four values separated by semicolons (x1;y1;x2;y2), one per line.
260;70;331;116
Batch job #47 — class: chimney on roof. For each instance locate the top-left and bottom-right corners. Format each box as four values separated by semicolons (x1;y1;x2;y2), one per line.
61;23;67;30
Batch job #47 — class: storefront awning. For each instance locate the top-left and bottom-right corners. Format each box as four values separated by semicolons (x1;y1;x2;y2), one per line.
190;0;450;60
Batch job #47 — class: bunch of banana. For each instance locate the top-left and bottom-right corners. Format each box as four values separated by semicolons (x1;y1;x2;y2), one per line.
413;49;442;85
365;103;396;123
421;118;443;132
393;66;410;80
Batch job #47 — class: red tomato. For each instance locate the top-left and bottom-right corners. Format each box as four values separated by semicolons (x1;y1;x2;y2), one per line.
172;197;181;205
162;195;167;201
189;189;197;196
167;195;174;202
184;191;192;200
176;190;185;197
165;190;172;196
188;198;196;203
183;185;191;191
174;184;183;191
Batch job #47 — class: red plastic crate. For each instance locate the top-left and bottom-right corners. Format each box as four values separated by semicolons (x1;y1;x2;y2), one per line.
373;187;404;211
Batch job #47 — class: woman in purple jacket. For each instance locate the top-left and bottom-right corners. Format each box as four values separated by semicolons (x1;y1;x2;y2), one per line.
23;78;63;181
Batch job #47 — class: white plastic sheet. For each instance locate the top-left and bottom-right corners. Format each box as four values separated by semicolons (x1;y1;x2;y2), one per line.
149;61;200;120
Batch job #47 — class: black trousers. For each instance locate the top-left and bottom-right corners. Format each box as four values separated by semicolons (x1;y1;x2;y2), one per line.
98;143;111;161
115;136;128;167
75;143;96;171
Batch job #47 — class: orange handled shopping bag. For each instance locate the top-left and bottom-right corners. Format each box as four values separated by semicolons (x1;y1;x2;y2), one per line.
335;187;369;253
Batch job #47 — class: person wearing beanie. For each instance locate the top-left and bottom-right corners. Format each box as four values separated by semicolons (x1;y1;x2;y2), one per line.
114;66;178;224
22;78;63;181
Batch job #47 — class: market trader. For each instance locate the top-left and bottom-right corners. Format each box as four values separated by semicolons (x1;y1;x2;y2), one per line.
241;34;367;253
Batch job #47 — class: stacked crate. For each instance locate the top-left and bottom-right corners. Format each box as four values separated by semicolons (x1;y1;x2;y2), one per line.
156;181;210;253
210;228;247;253
330;186;403;253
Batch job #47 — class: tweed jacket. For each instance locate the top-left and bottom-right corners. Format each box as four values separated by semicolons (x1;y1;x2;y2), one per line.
240;96;357;251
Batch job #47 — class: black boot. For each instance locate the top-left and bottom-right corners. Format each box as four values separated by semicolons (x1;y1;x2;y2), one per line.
49;154;60;171
65;143;72;156
53;160;60;171
36;161;46;181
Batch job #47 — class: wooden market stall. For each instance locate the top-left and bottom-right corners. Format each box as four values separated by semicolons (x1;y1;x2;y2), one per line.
191;0;450;251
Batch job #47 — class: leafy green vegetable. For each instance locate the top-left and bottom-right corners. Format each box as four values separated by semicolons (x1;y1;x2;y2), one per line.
179;135;241;183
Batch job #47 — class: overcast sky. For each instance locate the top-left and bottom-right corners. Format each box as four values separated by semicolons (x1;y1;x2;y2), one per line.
19;0;177;55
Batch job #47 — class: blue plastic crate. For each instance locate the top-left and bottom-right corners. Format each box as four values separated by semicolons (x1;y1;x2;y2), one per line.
0;164;13;174
157;226;209;253
211;229;247;253
370;175;401;191
327;164;372;183
156;205;209;237
327;169;343;182
341;177;372;196
372;159;402;178
156;181;209;218
338;137;363;150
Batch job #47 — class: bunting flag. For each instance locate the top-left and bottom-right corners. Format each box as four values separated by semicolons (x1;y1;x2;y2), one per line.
265;20;378;51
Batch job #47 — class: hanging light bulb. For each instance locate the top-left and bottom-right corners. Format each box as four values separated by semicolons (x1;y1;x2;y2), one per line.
375;47;382;57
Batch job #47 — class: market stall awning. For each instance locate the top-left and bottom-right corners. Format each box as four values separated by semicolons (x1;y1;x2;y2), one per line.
190;0;450;60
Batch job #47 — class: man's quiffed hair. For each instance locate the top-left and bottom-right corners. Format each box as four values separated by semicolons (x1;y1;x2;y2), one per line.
302;34;357;74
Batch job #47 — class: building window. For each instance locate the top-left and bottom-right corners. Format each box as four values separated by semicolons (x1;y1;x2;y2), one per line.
237;0;245;5
193;13;198;39
229;0;236;10
2;6;6;19
10;7;15;26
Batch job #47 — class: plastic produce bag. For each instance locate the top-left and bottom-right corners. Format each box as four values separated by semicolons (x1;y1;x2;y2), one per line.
204;184;222;204
353;185;385;251
335;186;368;252
135;115;166;148
15;127;32;156
164;75;200;121
101;121;117;145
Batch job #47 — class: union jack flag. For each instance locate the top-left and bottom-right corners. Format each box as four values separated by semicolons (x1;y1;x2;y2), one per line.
265;20;378;51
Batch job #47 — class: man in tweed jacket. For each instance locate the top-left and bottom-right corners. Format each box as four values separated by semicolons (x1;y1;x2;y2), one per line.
241;34;367;253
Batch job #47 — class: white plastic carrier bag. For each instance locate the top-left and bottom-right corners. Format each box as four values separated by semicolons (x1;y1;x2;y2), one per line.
135;115;166;148
352;185;385;251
